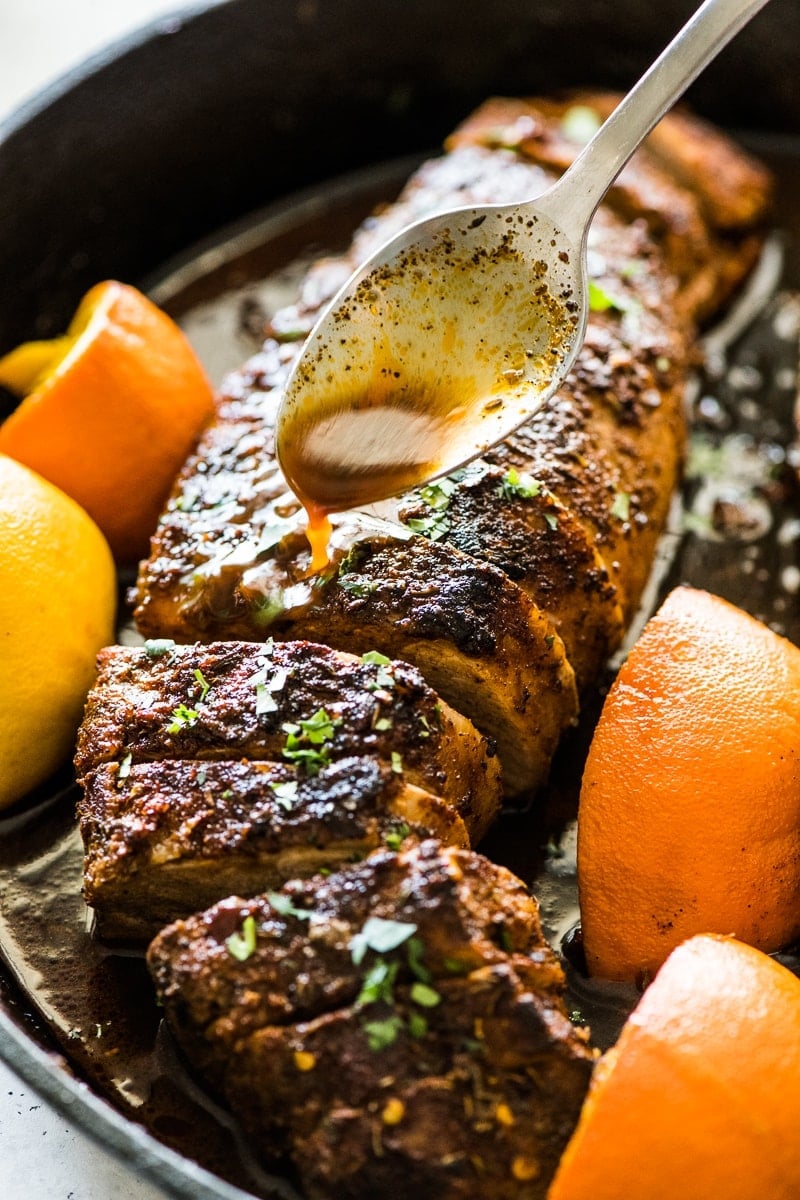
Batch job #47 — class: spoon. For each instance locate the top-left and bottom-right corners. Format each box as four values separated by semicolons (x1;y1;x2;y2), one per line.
276;0;770;549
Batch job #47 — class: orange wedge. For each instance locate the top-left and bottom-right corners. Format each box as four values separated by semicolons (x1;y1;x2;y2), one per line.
578;585;800;981
0;281;215;561
548;935;800;1200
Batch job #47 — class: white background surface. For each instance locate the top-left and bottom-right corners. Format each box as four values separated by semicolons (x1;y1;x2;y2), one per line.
0;6;199;1197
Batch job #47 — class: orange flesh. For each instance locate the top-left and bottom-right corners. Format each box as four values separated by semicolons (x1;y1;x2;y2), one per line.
578;585;800;982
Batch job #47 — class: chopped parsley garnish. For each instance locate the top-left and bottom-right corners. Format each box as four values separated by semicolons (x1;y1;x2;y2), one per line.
499;467;542;500
250;664;288;716
350;917;418;965
357;959;400;1007
166;703;200;734
406;936;431;983
269;779;298;810
255;681;278;715
373;716;393;732
391;751;403;775
282;708;340;774
193;668;211;703
361;650;392;667
408;1012;428;1040
417;714;432;739
444;957;469;975
544;511;559;531
251;590;286;627
384;822;411;851
267;892;315;921
118;752;132;781
406;512;451;541
569;1008;587;1026
225;915;257;962
361;651;395;689
410;982;441;1008
588;280;633;315
340;576;378;597
418;477;457;511
610;490;631;522
143;638;175;658
364;1015;404;1052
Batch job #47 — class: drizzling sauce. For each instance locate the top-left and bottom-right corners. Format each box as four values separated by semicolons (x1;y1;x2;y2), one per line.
276;207;579;567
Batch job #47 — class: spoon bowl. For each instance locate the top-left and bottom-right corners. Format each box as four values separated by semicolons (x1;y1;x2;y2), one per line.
278;202;585;512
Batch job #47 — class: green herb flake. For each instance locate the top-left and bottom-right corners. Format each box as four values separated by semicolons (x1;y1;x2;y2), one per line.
391;751;403;775
226;915;258;962
408;1012;428;1040
360;651;395;690
117;752;132;781
444;957;469;975
267;892;315;921
500;929;514;953
193;668;211;704
255;681;278;715
166;703;200;735
144;638;176;658
418;477;456;511
569;1008;587;1026
282;708;341;775
340;576;378;597
544;511;559;531
363;1014;404;1052
410;982;441;1009
356;958;399;1007
406;936;431;984
361;651;392;667
610;490;631;522
221;788;234;799
251;590;286;627
406;513;450;541
350;916;418;965
197;769;207;786
418;715;432;739
499;467;542;500
588;280;632;315
269;779;298;810
374;716;393;732
384;822;411;851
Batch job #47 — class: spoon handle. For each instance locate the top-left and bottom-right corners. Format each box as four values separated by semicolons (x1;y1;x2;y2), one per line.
535;0;771;240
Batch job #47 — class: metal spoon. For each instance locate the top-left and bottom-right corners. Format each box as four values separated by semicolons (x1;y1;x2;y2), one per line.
276;0;770;520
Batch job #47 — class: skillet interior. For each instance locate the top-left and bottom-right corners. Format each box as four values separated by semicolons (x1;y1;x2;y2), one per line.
2;1;800;1196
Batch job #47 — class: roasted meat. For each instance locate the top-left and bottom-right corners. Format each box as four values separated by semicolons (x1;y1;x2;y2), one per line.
147;840;595;1200
76;639;499;937
133;94;770;795
80;756;468;940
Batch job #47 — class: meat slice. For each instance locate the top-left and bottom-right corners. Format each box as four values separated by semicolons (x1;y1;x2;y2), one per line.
75;640;500;843
80;757;467;941
147;841;594;1199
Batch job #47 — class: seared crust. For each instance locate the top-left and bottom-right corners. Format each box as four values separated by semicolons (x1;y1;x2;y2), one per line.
450;95;771;323
80;757;468;940
147;841;594;1198
75;640;500;841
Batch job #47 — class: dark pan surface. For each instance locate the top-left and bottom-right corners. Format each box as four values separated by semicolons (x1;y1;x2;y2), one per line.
2;137;800;1197
2;1;800;1196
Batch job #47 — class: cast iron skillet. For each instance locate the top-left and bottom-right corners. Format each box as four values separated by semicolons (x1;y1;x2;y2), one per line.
0;1;798;1197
